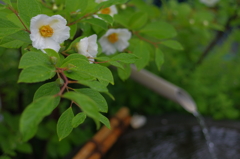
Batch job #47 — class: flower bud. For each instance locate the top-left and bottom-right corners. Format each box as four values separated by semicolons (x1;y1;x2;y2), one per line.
50;56;58;65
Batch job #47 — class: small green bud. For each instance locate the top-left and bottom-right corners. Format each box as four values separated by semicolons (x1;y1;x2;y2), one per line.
56;78;64;86
50;56;58;65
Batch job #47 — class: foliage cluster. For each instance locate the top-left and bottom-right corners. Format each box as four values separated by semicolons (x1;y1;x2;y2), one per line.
0;0;182;158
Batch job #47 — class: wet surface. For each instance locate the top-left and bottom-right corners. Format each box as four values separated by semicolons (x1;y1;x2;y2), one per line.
104;114;240;159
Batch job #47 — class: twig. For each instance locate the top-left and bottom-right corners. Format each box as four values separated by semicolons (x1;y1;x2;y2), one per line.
7;7;31;33
67;14;90;26
133;31;159;48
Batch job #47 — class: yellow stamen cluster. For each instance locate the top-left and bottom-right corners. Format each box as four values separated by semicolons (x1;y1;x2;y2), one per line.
39;25;54;37
108;33;118;43
100;7;111;14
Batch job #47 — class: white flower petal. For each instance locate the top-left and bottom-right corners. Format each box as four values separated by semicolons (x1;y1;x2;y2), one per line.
99;28;131;55
30;14;49;31
109;5;118;16
78;37;89;56
44;38;61;52
118;29;131;41
52;26;70;43
114;39;129;52
87;34;98;57
30;34;45;50
99;37;116;55
29;14;70;53
77;34;98;62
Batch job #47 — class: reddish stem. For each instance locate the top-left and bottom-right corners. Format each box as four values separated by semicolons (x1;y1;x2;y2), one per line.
57;70;69;96
67;14;91;26
133;31;159;48
7;7;31;33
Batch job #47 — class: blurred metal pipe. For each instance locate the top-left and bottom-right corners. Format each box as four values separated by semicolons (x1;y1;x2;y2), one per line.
130;66;197;113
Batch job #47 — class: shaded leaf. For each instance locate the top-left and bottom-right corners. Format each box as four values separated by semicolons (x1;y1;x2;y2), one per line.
19;51;50;69
18;65;56;83
155;48;164;70
76;88;108;112
83;18;107;30
140;21;177;39
18;0;41;28
161;40;184;50
33;82;60;101
20;96;60;141
129;12;148;30
57;107;74;141
133;41;150;70
71;112;86;128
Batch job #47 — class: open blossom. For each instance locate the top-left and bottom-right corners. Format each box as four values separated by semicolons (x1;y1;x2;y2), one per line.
200;0;219;7
99;29;131;55
97;5;117;17
94;0;117;18
77;34;98;63
30;14;70;53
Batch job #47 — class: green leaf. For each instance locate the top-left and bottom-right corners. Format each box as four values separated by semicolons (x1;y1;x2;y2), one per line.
33;82;60;101
129;12;148;30
108;61;124;69
96;56;124;69
61;53;89;65
65;0;88;14
57;107;74;141
69;24;77;40
8;30;31;43
76;88;108;112
97;14;114;25
117;64;131;81
83;18;107;30
77;80;109;93
63;91;100;121
111;53;139;63
16;142;32;154
114;13;129;28
161;40;184;50
62;61;114;84
44;49;61;66
20;96;60;141
7;13;23;27
19;51;50;69
71;112;86;128
0;37;24;48
133;41;150;70
0;18;22;38
155;48;164;70
140;21;177;39
18;0;41;28
99;113;110;129
18;65;56;83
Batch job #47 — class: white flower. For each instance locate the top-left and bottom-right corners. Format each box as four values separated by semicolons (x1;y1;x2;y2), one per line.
30;14;70;53
97;5;118;17
77;34;98;63
99;29;131;55
200;0;219;7
94;0;117;18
